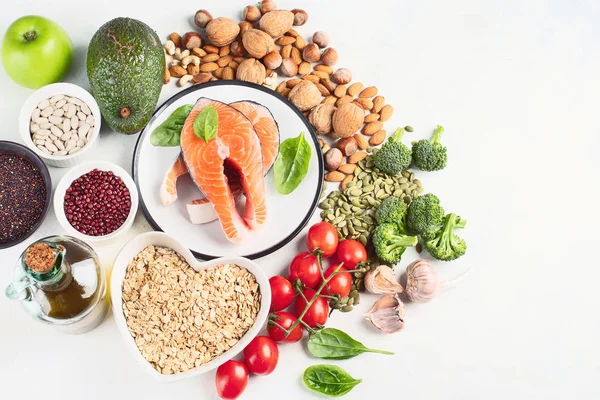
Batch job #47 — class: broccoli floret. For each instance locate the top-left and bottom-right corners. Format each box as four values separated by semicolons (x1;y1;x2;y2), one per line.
412;125;447;171
373;128;412;175
372;222;418;264
375;196;408;228
424;213;467;261
406;193;445;236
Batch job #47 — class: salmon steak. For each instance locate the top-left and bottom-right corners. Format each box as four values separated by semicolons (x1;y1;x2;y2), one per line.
180;98;267;243
159;154;188;206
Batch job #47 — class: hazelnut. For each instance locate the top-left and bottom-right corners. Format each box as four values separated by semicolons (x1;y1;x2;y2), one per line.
336;137;358;156
236;58;266;84
194;9;213;29
280;58;298;77
230;39;247;57
244;5;262;22
331;68;352;85
321;48;338;66
332;103;364;138
239;21;253;36
302;43;321;63
263;51;283;70
260;0;277;14
206;17;240;46
182;32;202;50
309;103;335;135
242;29;276;59
288;80;321;111
291;9;308;26
312;31;330;48
259;10;294;38
324;148;343;171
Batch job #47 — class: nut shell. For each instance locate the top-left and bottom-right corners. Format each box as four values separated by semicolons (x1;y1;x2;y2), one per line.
260;0;277;14
206;17;240;47
288;80;321;111
302;43;321;63
309;103;335;135
291;9;308;26
280;58;298;77
312;31;330;48
332;103;364;138
244;5;262;22
236;58;266;84
242;29;275;59
331;68;352;85
259;10;295;38
194;9;213;28
263;51;283;69
324;148;343;171
321;48;338;66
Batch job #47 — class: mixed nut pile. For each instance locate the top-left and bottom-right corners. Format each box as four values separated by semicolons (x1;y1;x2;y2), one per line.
162;0;394;190
29;94;95;156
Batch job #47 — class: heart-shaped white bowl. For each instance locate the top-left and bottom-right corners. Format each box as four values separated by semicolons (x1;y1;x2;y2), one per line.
110;231;271;382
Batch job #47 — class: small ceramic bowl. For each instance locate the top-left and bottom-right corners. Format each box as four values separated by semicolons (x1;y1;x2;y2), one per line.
0;141;52;249
110;231;271;382
19;82;101;168
53;161;138;244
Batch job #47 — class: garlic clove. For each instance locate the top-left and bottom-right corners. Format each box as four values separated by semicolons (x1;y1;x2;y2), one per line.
364;265;404;295
405;259;440;303
364;294;405;334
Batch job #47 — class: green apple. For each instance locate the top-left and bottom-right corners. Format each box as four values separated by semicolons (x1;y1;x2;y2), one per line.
2;16;73;89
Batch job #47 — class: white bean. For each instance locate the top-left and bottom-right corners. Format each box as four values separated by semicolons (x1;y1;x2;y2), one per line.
38;99;50;110
61;132;72;141
35;139;45;145
86;115;95;126
52;108;65;117
54;140;65;150
77;139;85;147
48;134;58;141
66;104;77;118
68;97;82;105
79;124;91;137
40;123;53;129
45;141;58;152
70;116;78;130
65;139;76;151
32;108;41;120
50;125;63;136
78;120;85;128
63;118;71;133
55;99;66;109
77;111;86;121
37;129;51;136
68;146;81;154
63;104;70;112
80;103;91;115
34;117;48;125
37;144;50;154
34;131;49;138
54;150;68;156
48;116;63;125
87;129;94;140
30;124;40;133
41;106;54;117
50;94;64;103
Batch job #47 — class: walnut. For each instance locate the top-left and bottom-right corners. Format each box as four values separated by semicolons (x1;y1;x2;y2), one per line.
236;58;266;84
308;103;335;135
332;103;364;138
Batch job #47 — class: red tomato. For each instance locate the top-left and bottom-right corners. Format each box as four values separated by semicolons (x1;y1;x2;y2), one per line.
243;336;279;375
295;289;329;328
269;276;295;311
288;252;321;288
306;221;339;257
320;264;352;298
215;360;249;400
336;239;367;269
267;311;303;343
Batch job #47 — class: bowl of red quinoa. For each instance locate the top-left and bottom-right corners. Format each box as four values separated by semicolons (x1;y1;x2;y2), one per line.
53;161;139;243
0;141;52;249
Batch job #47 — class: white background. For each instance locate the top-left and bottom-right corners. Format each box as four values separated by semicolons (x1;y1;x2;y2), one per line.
1;0;599;399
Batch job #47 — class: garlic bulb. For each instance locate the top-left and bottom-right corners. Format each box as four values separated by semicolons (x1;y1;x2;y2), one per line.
405;259;440;303
364;265;404;295
364;294;405;333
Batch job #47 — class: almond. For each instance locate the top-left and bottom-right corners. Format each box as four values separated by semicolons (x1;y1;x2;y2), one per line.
369;130;386;146
192;47;207;57
362;121;383;135
169;65;187;78
286;78;303;88
163;68;171;84
276;81;287;94
341;174;354;191
219;45;231;57
348;151;367;164
236;58;266;84
214;67;224;79
372;96;385;113
308;103;335;135
233;56;247;63
286;28;299;37
228;61;239;69
332;103;364;138
243;29;276;59
294;35;306;50
276;36;296;46
222;67;235;80
379;105;394;122
259;10;295;38
169;32;182;48
302;74;320;84
336;95;354;107
347;82;364;97
324;171;346;182
218;55;233;67
359;86;378;98
204;45;220;54
187;64;200;76
298;61;311;76
320;78;335;93
206;17;240;46
353;98;374;111
281;88;291;97
314;64;333;75
193;72;213;84
311;70;329;80
281;44;293;59
291;47;302;65
322;95;337;105
288;80;321;111
199;62;219;72
364;113;380;123
334;85;347;98
338;163;356;174
201;53;220;63
315;83;330;97
353;134;369;150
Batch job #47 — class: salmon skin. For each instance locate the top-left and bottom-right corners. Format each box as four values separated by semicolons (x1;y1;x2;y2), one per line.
159;154;188;206
180;98;267;243
230;100;280;173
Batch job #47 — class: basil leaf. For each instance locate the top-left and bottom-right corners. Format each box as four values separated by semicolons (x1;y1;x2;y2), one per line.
303;364;362;397
273;132;312;195
193;105;218;142
308;328;394;360
150;104;193;146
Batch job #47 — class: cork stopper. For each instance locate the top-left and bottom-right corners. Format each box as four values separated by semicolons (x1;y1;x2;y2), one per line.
24;243;56;273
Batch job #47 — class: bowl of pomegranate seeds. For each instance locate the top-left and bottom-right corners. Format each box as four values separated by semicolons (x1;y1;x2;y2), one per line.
53;161;139;243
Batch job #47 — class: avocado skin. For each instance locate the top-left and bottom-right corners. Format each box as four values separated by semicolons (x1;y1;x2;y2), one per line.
87;17;164;134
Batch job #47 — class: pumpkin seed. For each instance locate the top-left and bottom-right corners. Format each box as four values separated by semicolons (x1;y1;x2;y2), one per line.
416;187;425;194
414;179;422;188
347;297;355;306
401;170;411;178
375;189;385;198
341;305;354;312
342;226;349;236
362;184;374;193
319;202;330;210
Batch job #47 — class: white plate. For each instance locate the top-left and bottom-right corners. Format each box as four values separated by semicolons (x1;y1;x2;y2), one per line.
110;231;271;382
133;81;323;260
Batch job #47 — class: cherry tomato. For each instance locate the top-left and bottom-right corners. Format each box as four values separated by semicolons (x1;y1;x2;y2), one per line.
295;289;329;328
306;221;339;257
336;239;367;269
267;311;303;343
215;360;249;400
243;336;279;375
320;264;352;298
288;252;321;288
269;276;295;311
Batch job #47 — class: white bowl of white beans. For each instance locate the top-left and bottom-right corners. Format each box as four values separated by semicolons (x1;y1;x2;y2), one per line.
19;82;101;168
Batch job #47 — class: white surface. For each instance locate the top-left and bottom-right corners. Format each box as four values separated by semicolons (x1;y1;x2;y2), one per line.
110;232;271;382
53;160;139;243
136;83;321;259
18;82;101;167
0;1;599;399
